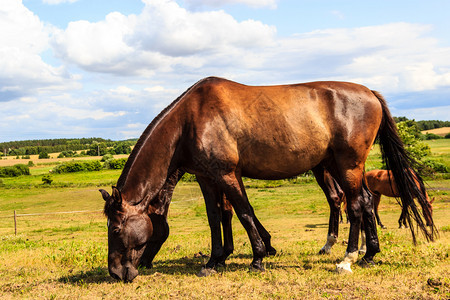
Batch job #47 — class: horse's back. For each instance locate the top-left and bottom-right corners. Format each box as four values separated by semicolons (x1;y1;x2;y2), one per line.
366;170;398;196
180;77;383;179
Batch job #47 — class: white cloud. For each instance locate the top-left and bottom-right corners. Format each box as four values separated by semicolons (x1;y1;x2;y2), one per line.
3;0;450;142
182;0;278;9
42;0;80;4
51;0;276;75
0;0;77;102
253;23;450;94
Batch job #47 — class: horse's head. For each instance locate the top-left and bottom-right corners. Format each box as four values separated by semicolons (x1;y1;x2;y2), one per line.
100;187;153;282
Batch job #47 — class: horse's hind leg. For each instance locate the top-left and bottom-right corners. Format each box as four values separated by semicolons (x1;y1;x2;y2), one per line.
313;167;343;255
360;185;380;266
218;195;234;265
373;193;386;229
398;210;408;228
335;165;373;274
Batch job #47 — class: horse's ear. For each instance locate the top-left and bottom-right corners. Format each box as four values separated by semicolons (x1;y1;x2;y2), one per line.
99;189;110;201
430;197;435;204
112;186;122;206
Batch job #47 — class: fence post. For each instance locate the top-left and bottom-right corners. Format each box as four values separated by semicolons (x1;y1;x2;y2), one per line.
14;210;17;235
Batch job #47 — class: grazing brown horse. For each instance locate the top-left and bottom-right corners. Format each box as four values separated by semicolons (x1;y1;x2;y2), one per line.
365;169;434;229
100;77;436;281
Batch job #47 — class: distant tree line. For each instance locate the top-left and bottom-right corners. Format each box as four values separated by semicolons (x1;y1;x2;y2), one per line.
394;117;450;131
1;138;137;157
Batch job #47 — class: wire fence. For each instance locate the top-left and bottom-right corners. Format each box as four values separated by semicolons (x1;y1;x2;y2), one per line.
0;196;204;235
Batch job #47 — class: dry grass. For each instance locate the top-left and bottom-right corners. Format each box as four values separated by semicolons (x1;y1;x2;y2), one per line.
0;141;449;299
0;154;129;167
0;179;449;299
422;127;450;137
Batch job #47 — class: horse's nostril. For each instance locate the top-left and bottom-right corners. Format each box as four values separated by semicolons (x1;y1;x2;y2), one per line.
110;273;121;280
123;266;138;282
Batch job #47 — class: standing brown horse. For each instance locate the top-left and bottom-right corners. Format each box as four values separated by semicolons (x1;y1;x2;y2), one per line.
365;169;434;229
100;77;436;281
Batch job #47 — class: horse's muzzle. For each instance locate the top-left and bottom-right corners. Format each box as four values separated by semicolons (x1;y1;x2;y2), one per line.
109;264;138;282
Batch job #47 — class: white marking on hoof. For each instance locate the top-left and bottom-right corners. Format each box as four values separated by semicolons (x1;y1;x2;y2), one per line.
320;234;337;254
336;261;353;274
336;251;358;274
196;267;217;277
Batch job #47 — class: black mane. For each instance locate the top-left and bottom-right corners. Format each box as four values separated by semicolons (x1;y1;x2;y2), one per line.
116;78;209;190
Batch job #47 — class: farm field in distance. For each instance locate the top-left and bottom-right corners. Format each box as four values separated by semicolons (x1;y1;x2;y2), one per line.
421;126;450;137
0;139;449;299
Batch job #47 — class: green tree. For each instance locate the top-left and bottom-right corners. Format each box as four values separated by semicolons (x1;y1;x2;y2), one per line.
38;152;50;159
396;120;431;161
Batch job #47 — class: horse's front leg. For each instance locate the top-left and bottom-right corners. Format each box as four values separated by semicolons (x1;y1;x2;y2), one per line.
140;170;183;269
220;173;266;271
197;177;226;275
140;214;170;269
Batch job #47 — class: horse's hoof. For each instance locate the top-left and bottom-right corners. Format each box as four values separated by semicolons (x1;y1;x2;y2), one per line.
197;267;217;277
249;262;265;273
249;265;265;273
358;249;367;255
335;265;352;274
335;262;353;274
359;258;375;268
216;261;226;268
266;247;277;256
318;248;330;255
380;225;387;229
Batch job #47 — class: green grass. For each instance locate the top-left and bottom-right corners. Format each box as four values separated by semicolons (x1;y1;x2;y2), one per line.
0;140;449;299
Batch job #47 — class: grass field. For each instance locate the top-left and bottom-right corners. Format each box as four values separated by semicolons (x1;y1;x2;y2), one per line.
0;140;449;299
422;127;450;137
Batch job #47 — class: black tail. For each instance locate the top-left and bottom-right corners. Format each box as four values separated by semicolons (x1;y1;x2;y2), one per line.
372;91;437;244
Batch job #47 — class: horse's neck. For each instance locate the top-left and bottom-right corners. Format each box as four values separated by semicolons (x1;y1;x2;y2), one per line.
119;116;182;208
148;169;184;216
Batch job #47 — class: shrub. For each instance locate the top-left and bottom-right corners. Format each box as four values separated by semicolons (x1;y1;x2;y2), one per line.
424;133;443;140
0;164;30;177
39;152;50;159
445;133;450;139
101;154;114;162
53;160;102;173
113;143;132;155
181;173;197;182
397;121;431;160
423;159;449;173
104;158;127;170
58;151;77;158
42;174;53;185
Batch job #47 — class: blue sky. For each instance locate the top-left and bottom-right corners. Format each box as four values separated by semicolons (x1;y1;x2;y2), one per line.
1;0;450;142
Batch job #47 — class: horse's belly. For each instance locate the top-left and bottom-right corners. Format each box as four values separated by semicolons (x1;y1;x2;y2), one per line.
239;142;328;180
